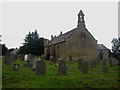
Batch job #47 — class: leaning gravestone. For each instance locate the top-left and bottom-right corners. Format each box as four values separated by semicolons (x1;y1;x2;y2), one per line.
102;60;108;73
91;60;97;68
36;60;46;75
82;61;89;74
78;58;83;69
58;58;67;75
69;56;73;64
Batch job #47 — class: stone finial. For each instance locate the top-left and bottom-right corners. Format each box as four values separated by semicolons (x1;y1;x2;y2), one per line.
77;10;85;27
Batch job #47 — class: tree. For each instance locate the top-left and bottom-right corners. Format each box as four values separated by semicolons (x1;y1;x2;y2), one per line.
18;30;44;56
111;38;120;58
2;44;8;55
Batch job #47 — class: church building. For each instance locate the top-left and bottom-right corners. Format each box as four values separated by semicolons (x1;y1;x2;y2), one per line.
44;10;108;61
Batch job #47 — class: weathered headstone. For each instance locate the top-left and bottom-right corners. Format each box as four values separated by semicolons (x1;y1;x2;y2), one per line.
58;58;67;75
10;53;17;62
36;60;46;75
49;56;54;64
13;64;20;71
4;52;11;65
27;54;34;64
91;60;97;68
102;60;108;73
78;58;83;69
32;57;40;70
67;64;72;70
17;54;24;61
81;61;89;74
69;56;73;64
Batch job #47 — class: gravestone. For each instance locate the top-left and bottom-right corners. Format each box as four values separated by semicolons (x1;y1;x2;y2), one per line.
78;58;83;69
91;60;97;68
10;53;17;62
17;54;24;61
69;56;73;64
102;60;108;73
13;64;20;71
81;61;89;74
24;55;28;61
49;56;54;64
67;64;72;70
4;52;11;65
36;60;46;75
27;54;34;64
32;57;40;70
58;58;67;75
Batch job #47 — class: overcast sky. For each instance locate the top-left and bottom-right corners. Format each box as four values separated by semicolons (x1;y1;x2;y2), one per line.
1;2;118;49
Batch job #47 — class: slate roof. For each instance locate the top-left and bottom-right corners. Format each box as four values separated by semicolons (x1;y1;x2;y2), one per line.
48;28;77;45
97;44;108;50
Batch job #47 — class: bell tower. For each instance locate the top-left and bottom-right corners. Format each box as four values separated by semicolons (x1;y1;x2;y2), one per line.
77;10;85;27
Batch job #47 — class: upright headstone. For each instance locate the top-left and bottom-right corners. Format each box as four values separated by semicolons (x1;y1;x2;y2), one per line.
32;57;40;70
36;60;46;75
58;58;67;75
102;60;108;73
91;60;97;68
10;53;17;62
27;54;34;64
24;55;28;61
69;56;73;64
17;54;24;61
4;52;11;65
49;56;54;64
78;58;83;69
81;61;89;74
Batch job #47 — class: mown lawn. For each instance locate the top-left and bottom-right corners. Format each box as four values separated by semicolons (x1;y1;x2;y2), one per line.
2;59;120;88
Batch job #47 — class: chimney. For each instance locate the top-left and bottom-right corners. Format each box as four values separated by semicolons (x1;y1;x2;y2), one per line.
51;35;54;40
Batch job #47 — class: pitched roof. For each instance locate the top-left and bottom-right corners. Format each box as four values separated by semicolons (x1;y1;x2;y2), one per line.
97;44;108;50
48;28;77;45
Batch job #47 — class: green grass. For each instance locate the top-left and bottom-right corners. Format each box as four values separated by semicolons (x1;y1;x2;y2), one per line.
2;59;120;88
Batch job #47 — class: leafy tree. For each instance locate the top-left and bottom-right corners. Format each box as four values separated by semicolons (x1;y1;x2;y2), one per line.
2;44;8;55
18;30;44;56
111;38;120;58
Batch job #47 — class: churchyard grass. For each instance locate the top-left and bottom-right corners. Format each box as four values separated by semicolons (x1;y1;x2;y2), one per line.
2;59;119;88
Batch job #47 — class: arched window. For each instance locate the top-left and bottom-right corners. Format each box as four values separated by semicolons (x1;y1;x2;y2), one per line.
81;33;86;47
